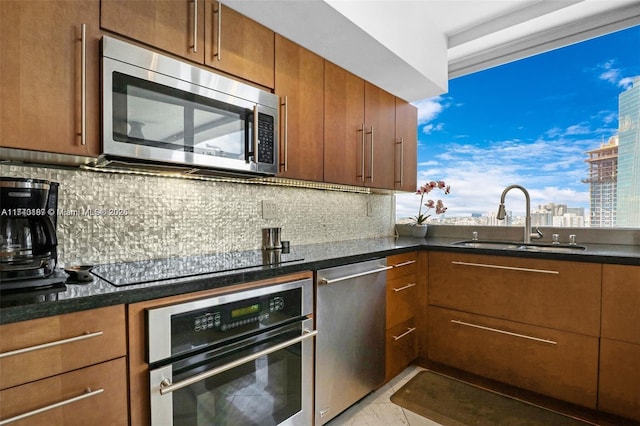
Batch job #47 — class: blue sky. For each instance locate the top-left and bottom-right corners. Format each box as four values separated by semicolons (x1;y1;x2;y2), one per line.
396;24;640;220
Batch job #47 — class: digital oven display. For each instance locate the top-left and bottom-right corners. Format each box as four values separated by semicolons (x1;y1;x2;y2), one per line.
231;303;261;319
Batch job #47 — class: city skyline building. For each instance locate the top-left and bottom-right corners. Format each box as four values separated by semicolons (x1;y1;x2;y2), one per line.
583;136;618;227
617;77;640;227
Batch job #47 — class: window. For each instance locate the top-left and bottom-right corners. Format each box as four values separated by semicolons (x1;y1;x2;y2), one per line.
397;25;640;229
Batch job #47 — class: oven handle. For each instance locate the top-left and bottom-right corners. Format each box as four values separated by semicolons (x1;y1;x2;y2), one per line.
158;328;318;395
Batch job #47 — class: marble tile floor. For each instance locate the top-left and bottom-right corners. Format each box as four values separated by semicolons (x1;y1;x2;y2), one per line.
327;365;441;426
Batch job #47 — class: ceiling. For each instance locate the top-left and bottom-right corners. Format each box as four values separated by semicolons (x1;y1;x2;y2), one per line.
224;0;640;102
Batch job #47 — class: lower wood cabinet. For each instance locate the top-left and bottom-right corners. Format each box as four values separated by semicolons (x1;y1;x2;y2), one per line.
0;305;128;425
599;264;640;420
0;305;126;390
385;317;417;381
598;338;640;421
0;358;128;426
428;306;599;409
385;252;419;381
428;252;601;337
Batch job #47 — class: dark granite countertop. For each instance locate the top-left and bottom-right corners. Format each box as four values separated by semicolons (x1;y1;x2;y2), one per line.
1;236;638;325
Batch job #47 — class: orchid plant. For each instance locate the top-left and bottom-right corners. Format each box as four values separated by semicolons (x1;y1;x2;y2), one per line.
413;180;451;225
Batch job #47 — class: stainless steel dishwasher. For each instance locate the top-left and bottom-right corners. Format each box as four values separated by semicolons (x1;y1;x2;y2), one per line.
315;258;391;425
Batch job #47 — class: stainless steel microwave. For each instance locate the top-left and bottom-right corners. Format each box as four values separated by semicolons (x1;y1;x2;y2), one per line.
101;36;278;175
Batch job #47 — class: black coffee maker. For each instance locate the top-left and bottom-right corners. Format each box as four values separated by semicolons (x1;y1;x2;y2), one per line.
1;177;61;289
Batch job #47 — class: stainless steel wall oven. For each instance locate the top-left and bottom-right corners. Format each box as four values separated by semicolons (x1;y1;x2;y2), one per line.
146;279;315;425
101;36;279;175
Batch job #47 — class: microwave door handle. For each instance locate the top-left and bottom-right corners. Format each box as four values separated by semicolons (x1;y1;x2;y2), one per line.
158;328;318;395
252;105;259;165
244;114;251;163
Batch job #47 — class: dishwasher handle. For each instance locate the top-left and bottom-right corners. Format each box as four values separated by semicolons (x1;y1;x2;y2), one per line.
320;265;392;285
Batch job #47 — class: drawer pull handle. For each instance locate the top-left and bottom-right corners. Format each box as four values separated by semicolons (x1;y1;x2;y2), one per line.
0;387;104;425
451;320;557;345
451;261;559;275
393;283;416;292
0;331;103;359
393;327;416;341
393;260;416;268
80;23;87;146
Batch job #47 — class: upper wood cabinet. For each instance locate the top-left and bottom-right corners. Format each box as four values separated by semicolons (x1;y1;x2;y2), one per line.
101;0;274;88
364;82;396;189
395;99;418;192
205;1;275;88
0;0;101;156
275;35;324;181
101;0;205;63
324;65;418;190
324;62;365;186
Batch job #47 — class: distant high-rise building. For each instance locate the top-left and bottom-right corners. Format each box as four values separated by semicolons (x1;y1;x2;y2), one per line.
583;136;618;227
617;77;640;227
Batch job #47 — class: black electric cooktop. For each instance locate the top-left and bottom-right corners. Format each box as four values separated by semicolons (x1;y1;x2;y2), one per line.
92;249;304;287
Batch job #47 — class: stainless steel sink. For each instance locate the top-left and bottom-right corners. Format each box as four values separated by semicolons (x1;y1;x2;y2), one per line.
451;240;522;250
452;240;586;252
518;243;586;253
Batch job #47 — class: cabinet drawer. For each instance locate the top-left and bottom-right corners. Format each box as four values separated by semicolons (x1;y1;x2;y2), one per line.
602;264;640;344
0;305;126;389
0;357;128;426
386;275;417;328
387;251;417;280
386;318;417;382
428;252;601;336
599;338;640;421
427;306;599;408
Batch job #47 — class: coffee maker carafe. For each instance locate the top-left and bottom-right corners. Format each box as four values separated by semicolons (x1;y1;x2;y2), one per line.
1;177;59;284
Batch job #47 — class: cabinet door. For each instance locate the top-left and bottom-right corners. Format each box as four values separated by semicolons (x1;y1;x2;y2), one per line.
323;61;365;186
0;305;126;390
387;275;417;328
599;338;640;421
205;1;274;88
0;358;128;426
386;318;417;382
101;0;205;63
364;82;396;189
275;35;324;181
428;306;599;409
428;252;602;336
387;251;418;280
601;264;640;344
0;0;100;156
395;99;418;192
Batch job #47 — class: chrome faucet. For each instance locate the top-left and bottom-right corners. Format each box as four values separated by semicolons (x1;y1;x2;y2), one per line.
496;184;543;244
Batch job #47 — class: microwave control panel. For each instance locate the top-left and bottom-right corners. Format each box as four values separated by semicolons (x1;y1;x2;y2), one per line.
257;114;275;165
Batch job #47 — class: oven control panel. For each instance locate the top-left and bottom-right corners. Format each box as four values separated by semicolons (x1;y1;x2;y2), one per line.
193;296;285;332
147;278;312;365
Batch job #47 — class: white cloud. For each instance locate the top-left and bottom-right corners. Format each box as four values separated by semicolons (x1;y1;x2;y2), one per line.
619;76;638;89
400;133;596;219
598;60;621;84
596;61;638;89
565;123;591;135
422;123;444;134
412;97;444;124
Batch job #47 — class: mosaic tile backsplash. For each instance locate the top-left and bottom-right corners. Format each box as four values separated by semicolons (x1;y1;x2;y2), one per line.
1;165;395;266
